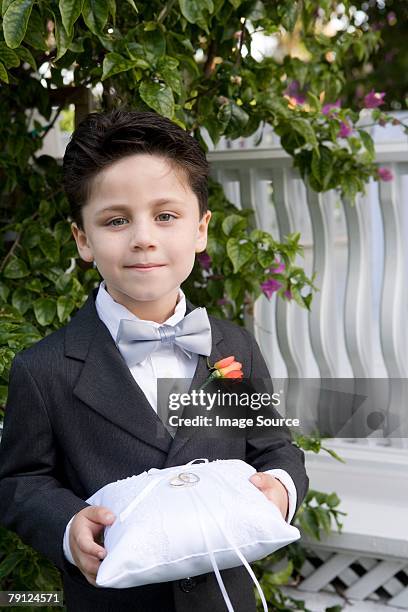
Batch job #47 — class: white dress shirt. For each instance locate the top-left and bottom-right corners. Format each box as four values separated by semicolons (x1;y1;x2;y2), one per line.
63;281;297;565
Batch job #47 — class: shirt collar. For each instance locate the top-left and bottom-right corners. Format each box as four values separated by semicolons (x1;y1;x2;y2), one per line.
95;279;187;344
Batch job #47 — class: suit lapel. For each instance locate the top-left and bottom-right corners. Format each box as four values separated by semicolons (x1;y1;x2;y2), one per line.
65;289;172;453
65;289;225;458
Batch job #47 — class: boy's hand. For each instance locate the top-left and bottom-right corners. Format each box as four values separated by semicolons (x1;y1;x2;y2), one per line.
69;506;116;586
249;473;289;520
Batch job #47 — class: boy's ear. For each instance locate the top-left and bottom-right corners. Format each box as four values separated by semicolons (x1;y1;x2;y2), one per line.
195;210;212;253
71;222;94;263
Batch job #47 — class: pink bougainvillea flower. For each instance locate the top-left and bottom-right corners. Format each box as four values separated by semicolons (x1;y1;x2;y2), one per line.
377;167;394;182
269;260;285;275
322;100;341;116
338;121;353;138
364;90;385;109
197;251;212;270
261;278;283;299
284;289;293;300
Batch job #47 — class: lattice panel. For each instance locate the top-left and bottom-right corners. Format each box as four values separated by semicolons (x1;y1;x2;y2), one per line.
268;550;408;609
296;550;408;609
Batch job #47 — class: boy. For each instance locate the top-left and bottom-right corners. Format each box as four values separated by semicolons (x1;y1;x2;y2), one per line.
0;109;309;611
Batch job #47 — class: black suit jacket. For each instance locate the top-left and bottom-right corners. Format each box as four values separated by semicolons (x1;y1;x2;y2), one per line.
0;288;309;611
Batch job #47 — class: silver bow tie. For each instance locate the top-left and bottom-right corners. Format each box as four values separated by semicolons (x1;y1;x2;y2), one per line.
116;307;212;367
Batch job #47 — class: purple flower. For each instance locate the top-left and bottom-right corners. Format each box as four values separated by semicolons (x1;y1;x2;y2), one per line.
322;100;341;116
338;121;353;138
377;167;394;182
284;289;293;300
261;278;282;299
364;90;385;109
284;80;307;104
269;260;285;275
197;252;212;270
217;298;228;306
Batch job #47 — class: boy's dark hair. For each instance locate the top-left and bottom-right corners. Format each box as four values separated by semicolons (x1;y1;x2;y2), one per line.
62;109;209;229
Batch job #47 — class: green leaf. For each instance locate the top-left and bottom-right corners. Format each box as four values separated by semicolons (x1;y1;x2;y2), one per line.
224;277;241;300
326;492;340;508
140;27;166;59
22;8;47;50
53;13;73;61
102;52;139;80
0;281;10;302
0;41;20;67
0;551;24;578
226;238;254;273
3;0;34;48
25;278;43;293
279;1;298;31
206;235;225;259
2;0;15;16
33;298;56;326
15;44;36;70
55;273;72;292
266;560;294;585
311;146;332;190
59;0;83;35
139;81;174;118
178;0;214;31
322;446;346;463
300;507;320;539
315;506;332;534
39;230;60;262
156;56;181;95
57;295;75;322
221;214;246;236
357;129;375;160
0;61;8;82
3;256;30;279
291;118;318;150
11;288;31;315
82;0;108;35
257;250;275;268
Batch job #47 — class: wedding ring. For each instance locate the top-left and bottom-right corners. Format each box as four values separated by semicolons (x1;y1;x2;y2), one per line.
169;476;186;487
179;472;200;484
169;472;200;487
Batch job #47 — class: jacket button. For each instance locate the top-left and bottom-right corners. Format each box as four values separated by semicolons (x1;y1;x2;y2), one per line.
179;577;197;592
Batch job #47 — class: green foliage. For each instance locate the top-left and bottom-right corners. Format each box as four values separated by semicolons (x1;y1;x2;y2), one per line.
294;433;346;464
0;525;62;611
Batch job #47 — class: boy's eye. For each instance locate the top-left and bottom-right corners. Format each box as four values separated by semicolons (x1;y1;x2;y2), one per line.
156;213;176;222
107;217;128;226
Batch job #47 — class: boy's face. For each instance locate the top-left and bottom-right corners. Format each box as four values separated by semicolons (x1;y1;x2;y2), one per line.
71;154;211;319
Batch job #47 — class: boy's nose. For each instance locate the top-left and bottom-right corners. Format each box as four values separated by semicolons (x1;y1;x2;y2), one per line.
129;224;157;249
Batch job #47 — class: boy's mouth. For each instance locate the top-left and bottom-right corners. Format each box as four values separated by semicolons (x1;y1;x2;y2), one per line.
124;263;166;270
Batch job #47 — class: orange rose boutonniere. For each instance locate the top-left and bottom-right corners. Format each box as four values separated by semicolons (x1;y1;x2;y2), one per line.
200;355;243;390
